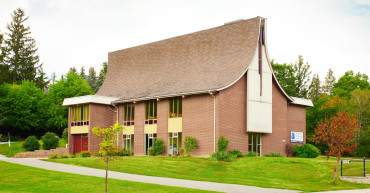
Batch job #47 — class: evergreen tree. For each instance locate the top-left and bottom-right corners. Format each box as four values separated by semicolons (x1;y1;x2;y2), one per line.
80;66;86;79
4;8;43;85
323;68;336;95
95;71;105;92
69;66;77;73
86;67;97;92
50;72;56;85
102;61;108;77
308;74;322;102
0;31;11;84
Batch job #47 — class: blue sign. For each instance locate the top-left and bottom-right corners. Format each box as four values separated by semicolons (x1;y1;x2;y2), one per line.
290;131;303;143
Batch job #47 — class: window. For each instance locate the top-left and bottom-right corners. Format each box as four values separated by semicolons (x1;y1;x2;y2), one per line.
71;104;89;126
123;134;134;154
123;103;134;126
248;133;261;156
169;97;182;118
145;100;157;124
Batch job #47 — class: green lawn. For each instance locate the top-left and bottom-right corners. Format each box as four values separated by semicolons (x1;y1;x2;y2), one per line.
0;161;214;193
0;139;67;157
46;156;370;192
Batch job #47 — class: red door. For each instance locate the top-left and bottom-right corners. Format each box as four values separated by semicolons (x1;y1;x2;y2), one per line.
73;134;88;154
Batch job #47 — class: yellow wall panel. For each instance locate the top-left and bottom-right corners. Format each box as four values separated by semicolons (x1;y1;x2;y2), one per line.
168;117;182;132
71;126;89;134
144;124;157;134
123;126;134;135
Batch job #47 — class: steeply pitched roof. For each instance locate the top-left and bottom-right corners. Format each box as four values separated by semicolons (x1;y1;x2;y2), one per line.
97;17;261;102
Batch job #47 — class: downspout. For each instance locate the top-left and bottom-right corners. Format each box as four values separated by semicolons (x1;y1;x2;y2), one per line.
210;92;216;153
111;103;119;146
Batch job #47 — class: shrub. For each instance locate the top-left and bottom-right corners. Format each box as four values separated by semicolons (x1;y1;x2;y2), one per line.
244;151;257;157
263;152;284;157
80;151;91;157
148;139;165;156
60;153;69;158
217;136;229;151
184;136;199;156
286;143;295;156
42;132;58;150
294;144;320;158
94;152;101;157
22;136;40;151
120;148;131;156
228;149;243;157
179;149;185;157
49;152;58;159
211;136;234;162
62;129;68;143
69;154;76;158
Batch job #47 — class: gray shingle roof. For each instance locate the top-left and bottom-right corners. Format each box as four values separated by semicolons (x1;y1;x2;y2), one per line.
97;17;261;101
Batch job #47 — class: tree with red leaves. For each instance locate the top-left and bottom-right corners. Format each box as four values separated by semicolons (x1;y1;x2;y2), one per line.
311;111;360;183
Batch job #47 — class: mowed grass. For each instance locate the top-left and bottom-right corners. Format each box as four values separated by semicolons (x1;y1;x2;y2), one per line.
0;139;67;157
0;161;215;193
46;156;370;192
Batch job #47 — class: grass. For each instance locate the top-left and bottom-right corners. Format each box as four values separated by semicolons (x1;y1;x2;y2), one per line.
0;138;67;157
46;156;370;192
341;158;370;176
0;160;215;193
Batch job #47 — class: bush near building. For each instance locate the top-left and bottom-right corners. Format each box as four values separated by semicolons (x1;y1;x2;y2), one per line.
22;136;40;151
42;132;58;150
294;144;320;158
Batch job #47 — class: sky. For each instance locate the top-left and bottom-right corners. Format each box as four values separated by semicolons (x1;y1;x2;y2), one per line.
0;0;369;82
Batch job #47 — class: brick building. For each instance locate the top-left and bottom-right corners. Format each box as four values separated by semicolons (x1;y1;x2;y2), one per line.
63;17;312;156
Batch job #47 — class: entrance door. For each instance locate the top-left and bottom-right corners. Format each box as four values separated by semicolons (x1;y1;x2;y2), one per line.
73;134;88;154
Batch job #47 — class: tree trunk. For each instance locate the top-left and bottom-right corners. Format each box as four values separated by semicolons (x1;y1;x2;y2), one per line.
333;157;340;183
106;156;108;193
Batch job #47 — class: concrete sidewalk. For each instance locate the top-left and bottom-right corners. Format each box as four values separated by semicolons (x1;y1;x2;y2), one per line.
0;157;297;193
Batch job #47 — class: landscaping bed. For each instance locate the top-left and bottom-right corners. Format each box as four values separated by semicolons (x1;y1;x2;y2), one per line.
0;138;66;157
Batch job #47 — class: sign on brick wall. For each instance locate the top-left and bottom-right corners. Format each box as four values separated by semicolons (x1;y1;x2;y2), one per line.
290;131;304;143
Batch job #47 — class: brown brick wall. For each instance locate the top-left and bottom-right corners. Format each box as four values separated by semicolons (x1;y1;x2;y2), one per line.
183;94;214;156
287;104;306;149
88;103;115;153
134;102;145;156
218;75;248;153
262;81;288;156
157;99;169;155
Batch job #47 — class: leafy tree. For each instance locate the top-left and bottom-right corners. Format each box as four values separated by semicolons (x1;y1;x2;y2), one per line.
332;71;369;98
101;61;108;77
92;121;124;193
3;8;45;87
323;68;336;95
292;55;311;98
45;71;94;135
271;56;312;98
347;89;370;157
271;60;296;96
311;111;360;183
184;136;199;156
308;74;322;102
0;81;47;137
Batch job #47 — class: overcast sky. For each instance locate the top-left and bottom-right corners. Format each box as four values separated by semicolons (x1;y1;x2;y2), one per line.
0;0;369;82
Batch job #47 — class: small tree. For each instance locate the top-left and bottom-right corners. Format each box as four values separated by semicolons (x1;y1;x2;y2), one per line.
311;111;360;183
184;136;199;156
23;136;40;151
92;121;124;193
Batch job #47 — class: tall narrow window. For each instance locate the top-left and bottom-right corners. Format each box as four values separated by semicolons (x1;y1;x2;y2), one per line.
145;100;157;124
169;97;182;118
71;104;89;126
123;103;134;126
168;97;182;156
248;133;261;156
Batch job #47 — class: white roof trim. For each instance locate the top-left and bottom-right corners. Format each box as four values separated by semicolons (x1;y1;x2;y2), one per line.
62;95;120;106
290;97;313;107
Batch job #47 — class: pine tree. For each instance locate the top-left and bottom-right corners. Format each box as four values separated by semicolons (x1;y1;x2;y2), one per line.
4;8;43;85
86;67;97;92
50;72;56;85
292;55;311;98
80;66;86;79
323;68;336;95
0;31;11;84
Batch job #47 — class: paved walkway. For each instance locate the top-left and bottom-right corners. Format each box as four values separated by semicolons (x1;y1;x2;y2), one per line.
1;156;370;193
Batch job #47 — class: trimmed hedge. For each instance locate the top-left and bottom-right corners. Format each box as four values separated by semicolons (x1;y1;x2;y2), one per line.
294;144;320;158
22;136;40;151
42;132;58;150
